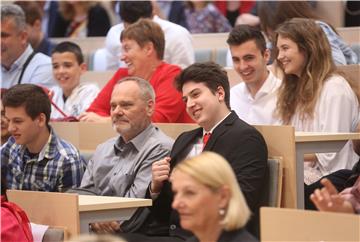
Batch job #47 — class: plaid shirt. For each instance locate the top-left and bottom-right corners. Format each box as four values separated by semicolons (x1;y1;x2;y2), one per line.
1;128;85;192
316;20;358;65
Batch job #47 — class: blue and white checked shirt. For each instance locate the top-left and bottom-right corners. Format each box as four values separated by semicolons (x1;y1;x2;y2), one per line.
1;127;85;192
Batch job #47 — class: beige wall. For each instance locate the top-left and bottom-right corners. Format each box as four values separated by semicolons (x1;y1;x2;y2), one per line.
316;1;345;27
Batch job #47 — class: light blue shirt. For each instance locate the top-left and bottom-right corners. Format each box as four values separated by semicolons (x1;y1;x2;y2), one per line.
1;45;55;88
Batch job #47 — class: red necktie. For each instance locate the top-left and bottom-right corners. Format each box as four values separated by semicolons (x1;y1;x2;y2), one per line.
202;133;211;150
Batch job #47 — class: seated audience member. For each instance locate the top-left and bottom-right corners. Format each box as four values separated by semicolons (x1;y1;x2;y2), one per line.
274;18;359;185
1;4;54;89
52;1;110;38
305;119;360;210
228;25;281;125
184;1;232;34
215;1;257;27
1;89;11;145
152;1;188;28
258;1;358;65
1;84;85;192
15;1;55;56
50;41;99;120
310;176;360;214
104;1;194;70
119;62;267;241
79;19;192;123
74;77;173;232
1;166;33;242
171;152;258;242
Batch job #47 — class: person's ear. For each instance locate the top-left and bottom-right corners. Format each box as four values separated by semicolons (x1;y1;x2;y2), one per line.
144;42;154;57
218;185;231;210
264;48;271;63
79;62;87;74
146;99;155;117
216;86;225;102
36;113;47;128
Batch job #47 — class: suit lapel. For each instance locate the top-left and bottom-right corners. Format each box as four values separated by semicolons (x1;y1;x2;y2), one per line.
170;127;203;159
204;112;238;151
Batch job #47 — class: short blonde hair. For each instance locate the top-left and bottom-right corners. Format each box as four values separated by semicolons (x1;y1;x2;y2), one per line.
173;152;251;230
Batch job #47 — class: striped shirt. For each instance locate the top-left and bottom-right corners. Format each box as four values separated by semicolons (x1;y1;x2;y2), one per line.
1;128;85;192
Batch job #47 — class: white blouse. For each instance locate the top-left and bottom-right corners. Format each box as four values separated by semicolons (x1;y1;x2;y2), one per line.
290;74;359;184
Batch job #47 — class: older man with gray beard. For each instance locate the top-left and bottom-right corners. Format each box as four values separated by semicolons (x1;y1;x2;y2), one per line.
73;76;173;233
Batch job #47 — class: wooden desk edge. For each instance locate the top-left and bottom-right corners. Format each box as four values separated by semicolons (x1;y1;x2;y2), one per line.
295;132;360;142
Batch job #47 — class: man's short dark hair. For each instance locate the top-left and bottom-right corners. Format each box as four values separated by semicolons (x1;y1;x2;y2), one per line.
51;41;84;64
119;1;153;24
227;25;267;54
175;62;230;109
2;84;51;124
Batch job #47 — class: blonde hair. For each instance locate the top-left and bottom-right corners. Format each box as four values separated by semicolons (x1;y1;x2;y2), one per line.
274;18;338;124
173;152;251;231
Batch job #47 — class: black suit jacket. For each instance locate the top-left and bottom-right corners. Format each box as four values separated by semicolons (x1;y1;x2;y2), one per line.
143;112;268;239
186;228;259;242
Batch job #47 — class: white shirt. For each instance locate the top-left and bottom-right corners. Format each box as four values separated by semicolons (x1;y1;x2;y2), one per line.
230;71;282;125
1;45;55;89
50;83;100;119
104;15;194;70
290;75;359;183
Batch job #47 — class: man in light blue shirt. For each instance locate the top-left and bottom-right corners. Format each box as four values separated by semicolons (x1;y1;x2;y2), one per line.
1;4;54;89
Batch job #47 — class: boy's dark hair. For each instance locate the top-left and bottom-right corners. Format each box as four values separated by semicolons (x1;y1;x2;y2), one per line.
227;25;267;54
52;41;84;64
175;62;230;109
2;84;51;124
119;1;152;24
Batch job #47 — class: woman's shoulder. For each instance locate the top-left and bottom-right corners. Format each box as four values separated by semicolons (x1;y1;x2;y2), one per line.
219;229;259;242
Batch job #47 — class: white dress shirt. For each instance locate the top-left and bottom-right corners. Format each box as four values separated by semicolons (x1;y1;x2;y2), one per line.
290;75;359;184
230;71;282;125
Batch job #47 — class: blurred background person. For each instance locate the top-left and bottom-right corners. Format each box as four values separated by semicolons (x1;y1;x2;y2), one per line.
215;1;257;27
50;41;99;120
184;1;232;33
52;1;110;38
1;4;55;89
14;1;55;56
171;152;257;242
80;19;192;123
1;89;10;146
258;1;358;65
104;1;193;70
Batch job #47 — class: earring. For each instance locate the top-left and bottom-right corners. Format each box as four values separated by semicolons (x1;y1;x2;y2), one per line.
219;208;225;216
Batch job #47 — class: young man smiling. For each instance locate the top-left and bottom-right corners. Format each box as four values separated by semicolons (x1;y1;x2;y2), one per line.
1;84;84;192
120;62;268;242
228;25;281;125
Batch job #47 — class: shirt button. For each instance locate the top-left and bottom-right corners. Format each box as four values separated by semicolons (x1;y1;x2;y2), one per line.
170;224;176;230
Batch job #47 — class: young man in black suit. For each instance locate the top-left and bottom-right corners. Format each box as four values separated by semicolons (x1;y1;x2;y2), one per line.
121;62;268;241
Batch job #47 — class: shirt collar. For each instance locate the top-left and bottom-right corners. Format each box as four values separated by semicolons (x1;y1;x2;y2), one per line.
18;126;54;162
1;45;33;72
114;123;154;153
243;71;276;100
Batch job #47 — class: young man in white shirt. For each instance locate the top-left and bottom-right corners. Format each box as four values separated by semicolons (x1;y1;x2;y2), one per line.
228;25;281;125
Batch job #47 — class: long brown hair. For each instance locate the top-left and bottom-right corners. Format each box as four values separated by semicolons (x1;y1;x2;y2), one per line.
274;18;337;124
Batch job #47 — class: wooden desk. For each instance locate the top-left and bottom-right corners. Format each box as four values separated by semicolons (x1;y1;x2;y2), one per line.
78;195;151;233
294;132;360;208
7;190;152;236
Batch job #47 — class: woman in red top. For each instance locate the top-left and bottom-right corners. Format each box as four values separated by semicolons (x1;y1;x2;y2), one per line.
79;19;193;123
